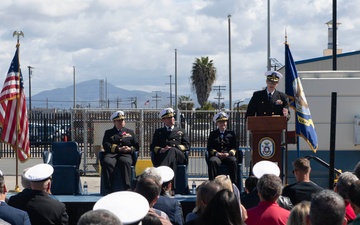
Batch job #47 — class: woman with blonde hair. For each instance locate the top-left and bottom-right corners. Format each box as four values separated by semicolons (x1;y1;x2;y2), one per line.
214;174;247;222
286;201;311;225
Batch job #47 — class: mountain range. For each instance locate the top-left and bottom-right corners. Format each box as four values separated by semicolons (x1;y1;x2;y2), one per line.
29;79;177;110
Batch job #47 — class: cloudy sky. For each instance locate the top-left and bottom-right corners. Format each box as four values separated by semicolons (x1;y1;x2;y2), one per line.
0;0;359;107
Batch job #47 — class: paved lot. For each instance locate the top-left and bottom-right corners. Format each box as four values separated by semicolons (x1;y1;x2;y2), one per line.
1;157;205;194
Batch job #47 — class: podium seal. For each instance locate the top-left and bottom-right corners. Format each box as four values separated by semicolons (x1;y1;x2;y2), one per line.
258;137;275;159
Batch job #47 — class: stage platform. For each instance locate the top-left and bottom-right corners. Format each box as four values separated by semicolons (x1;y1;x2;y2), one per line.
7;192;196;225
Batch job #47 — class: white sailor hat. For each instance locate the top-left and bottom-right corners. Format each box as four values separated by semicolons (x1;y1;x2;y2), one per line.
110;110;125;121
93;191;149;225
252;160;280;178
24;163;54;182
0;170;3;176
155;166;174;183
265;71;283;83
159;108;174;119
213;112;229;123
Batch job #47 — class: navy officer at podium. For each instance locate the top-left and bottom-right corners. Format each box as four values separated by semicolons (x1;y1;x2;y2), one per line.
246;71;290;119
150;108;190;190
207;112;238;184
102;110;139;192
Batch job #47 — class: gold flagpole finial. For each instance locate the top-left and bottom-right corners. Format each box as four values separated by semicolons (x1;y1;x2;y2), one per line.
285;29;288;44
13;31;24;47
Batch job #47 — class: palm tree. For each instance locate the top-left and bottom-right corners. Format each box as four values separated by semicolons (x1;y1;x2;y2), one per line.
178;95;194;111
190;56;217;108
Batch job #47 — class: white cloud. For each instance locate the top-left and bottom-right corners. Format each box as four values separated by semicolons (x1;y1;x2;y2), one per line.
0;0;359;107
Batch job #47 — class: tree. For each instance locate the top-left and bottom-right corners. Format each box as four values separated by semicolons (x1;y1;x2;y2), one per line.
178;95;194;110
190;56;217;108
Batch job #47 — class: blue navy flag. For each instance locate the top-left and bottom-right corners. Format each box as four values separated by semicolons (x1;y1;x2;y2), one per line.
285;43;318;152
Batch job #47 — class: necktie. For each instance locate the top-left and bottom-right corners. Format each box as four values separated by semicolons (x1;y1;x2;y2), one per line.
268;93;272;101
168;127;172;131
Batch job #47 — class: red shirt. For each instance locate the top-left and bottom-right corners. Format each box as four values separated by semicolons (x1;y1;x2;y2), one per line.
345;200;356;222
246;201;290;225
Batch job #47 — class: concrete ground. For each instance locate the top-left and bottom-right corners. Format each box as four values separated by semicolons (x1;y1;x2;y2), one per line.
0;157;205;194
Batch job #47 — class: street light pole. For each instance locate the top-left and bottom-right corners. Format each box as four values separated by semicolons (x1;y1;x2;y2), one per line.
27;66;33;113
228;14;232;110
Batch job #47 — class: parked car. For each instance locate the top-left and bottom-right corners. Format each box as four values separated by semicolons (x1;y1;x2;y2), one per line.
29;123;61;146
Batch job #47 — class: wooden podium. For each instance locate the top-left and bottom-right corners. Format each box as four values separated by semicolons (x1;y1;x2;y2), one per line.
247;116;287;175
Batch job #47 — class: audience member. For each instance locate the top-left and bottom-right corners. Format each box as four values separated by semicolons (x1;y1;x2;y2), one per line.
214;175;247;221
282;157;323;205
152;166;184;225
135;176;172;225
348;180;360;225
197;189;244;225
309;189;346;225
150;108;190;191
207;112;238;184
184;181;222;225
7;164;69;225
141;214;162;225
0;172;31;225
334;171;358;223
286;201;310;225
102;110;139;193
93;191;149;225
77;209;122;225
246;174;290;225
244;160;293;210
240;176;259;209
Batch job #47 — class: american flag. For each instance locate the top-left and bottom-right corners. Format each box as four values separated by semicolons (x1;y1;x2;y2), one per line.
0;48;30;162
144;100;150;105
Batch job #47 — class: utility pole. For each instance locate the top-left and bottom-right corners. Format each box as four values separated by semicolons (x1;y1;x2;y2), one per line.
165;75;174;107
152;91;162;109
27;66;33;113
213;85;226;110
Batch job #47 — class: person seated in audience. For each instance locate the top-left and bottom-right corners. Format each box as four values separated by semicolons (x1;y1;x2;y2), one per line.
8;164;69;225
214;174;247;221
309;189;346;225
0;171;31;225
334;171;358;223
286;201;310;225
152;166;184;225
240;175;259;209
282;157;322;205
244;160;293;210
135;176;172;225
246;174;290;225
348;180;360;225
93;191;149;225
197;189;244;225
353;162;360;180
77;209;122;225
207;112;238;184
184;180;222;225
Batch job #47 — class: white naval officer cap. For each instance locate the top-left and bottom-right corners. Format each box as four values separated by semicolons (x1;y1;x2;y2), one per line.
0;170;3;176
155;166;174;183
265;71;283;83
110;110;125;121
93;191;149;225
24;163;54;182
252;160;280;178
213;112;229;123
159;108;174;119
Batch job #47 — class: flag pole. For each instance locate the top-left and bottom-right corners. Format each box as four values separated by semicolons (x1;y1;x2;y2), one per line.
12;30;24;192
